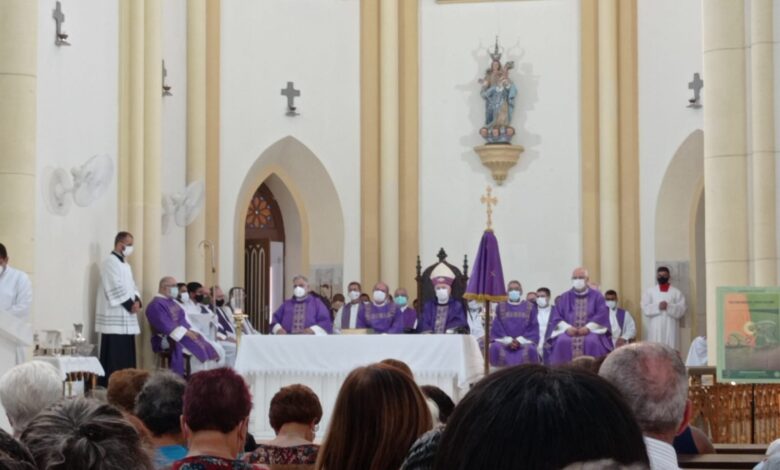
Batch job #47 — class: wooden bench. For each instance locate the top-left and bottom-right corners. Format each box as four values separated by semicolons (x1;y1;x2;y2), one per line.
678;453;762;469
713;443;767;454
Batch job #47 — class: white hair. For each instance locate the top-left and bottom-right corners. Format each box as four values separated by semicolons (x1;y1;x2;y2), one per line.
0;361;63;435
292;275;308;285
599;342;688;435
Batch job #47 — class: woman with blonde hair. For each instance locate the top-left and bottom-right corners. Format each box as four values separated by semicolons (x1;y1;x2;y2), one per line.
315;363;432;470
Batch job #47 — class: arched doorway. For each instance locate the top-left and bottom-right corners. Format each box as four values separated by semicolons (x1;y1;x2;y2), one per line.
654;129;705;355
244;183;285;333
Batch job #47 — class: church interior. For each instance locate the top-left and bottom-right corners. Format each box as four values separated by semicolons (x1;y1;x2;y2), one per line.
1;0;780;468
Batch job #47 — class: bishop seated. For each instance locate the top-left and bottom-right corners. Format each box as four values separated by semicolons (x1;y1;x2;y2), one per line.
271;275;333;335
419;275;468;334
145;277;222;376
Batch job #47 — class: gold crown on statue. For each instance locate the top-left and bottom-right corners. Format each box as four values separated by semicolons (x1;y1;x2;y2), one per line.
489;36;504;62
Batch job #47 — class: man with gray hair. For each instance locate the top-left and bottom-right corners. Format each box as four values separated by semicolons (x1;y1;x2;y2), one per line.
599;342;692;470
270;275;333;335
0;360;63;437
134;371;187;467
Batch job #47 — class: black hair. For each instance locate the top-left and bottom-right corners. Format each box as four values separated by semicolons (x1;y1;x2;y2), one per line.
433;365;649;470
0;428;36;470
0;243;7;260
187;282;203;294
657;266;670;275
114;231;132;246
536;287;551;297
604;290;618;297
420;385;455;424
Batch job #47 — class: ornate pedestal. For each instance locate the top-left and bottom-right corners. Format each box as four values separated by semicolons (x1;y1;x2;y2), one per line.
473;144;525;185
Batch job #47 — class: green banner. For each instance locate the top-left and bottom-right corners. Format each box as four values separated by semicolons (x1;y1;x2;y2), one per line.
717;287;780;383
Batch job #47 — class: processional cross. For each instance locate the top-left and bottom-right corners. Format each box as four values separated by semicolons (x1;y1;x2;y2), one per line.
480;186;498;230
281;81;300;116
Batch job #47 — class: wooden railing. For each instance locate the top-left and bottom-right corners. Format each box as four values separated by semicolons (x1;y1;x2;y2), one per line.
688;366;780;443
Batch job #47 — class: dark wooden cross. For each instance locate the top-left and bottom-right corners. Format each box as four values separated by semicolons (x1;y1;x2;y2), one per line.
281;82;300;116
52;1;70;46
688;73;703;108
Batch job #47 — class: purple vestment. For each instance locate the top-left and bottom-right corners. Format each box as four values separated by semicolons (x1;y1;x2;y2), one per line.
271;295;333;334
399;306;418;332
489;300;540;366
357;301;402;333
547;288;613;364
145;296;219;376
420;299;468;334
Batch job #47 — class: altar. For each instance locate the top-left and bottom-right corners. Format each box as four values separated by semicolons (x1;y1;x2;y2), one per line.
235;334;484;438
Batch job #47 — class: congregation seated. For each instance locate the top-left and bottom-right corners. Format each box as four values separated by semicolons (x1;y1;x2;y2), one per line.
379;358;414;379
428;365;649;469
172;368;267;470
600;342;690;470
0;427;36;470
20;397;154;470
247;384;322;467
315;363;432;470
105;367;150;438
0;361;62;438
420;386;455;426
134;371;188;468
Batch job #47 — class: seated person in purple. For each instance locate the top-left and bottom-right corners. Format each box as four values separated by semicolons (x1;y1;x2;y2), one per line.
489;280;540;367
145;276;221;376
547;267;613;365
271;275;333;335
357;282;403;334
394;287;418;333
419;276;469;334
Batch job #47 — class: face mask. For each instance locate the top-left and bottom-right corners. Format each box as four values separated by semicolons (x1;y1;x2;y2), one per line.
395;295;408;307
606;300;617;310
572;279;586;291
180;292;190;302
436;288;449;302
216;299;225;307
169;287;179;299
122;245;134;257
373;290;387;304
293;286;306;298
508;290;522;302
536;297;549;308
348;290;361;301
658;276;669;285
195;294;206;304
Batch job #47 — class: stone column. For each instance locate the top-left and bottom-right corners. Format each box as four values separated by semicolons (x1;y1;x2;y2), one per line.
703;0;750;363
379;0;400;288
141;0;163;369
597;0;620;292
0;0;37;275
750;0;777;286
187;0;207;283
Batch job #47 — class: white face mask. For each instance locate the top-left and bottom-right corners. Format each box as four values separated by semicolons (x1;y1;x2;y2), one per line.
572;279;587;291
536;297;549;308
122;245;134;257
373;290;387;304
348;290;361;301
169;287;179;299
436;288;449;302
606;300;617;310
293;286;307;298
180;292;190;303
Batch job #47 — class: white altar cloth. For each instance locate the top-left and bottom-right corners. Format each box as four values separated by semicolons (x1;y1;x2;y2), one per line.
235;335;484;438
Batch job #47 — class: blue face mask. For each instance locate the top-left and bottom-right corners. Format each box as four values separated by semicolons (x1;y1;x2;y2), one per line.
169;286;179;299
508;290;522;302
395;295;408;306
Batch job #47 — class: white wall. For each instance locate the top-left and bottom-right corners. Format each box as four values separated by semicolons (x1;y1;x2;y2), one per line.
637;0;704;294
160;0;187;281
35;0;119;341
219;0;360;292
419;0;581;297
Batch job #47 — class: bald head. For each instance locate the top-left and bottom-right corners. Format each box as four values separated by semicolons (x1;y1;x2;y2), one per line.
373;282;389;294
572;267;589;279
159;276;176;292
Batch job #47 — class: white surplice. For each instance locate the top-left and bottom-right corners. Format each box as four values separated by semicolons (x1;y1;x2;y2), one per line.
609;308;637;347
641;284;686;351
175;299;226;370
333;302;360;334
0;265;33;364
95;253;140;335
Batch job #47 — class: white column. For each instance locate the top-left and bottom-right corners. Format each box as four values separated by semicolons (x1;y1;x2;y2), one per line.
703;0;750;364
750;0;777;286
379;0;399;288
598;0;620;291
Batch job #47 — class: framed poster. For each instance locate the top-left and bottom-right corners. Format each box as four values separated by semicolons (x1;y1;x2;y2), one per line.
717;287;780;383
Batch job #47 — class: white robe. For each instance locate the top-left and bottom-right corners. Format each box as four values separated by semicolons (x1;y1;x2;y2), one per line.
536;305;552;359
333;302;360;334
0;266;33;363
609;308;637;347
467;308;484;339
95;254;140;335
175;299;227;369
641;284;686;350
685;336;708;366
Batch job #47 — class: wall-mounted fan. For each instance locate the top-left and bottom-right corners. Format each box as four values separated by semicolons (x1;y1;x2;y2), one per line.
44;155;114;215
162;180;205;234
